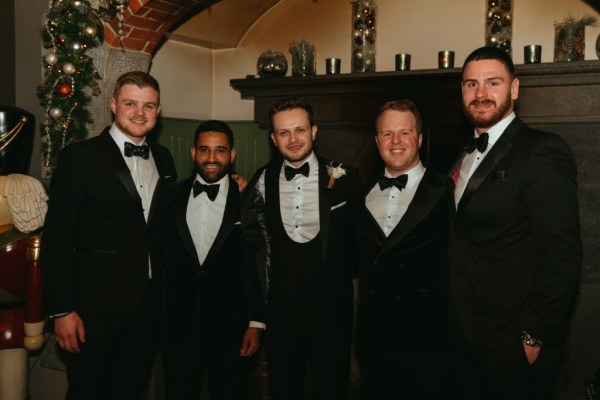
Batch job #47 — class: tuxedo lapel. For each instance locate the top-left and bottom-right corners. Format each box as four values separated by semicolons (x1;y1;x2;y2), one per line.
318;157;333;263
357;180;387;247
174;178;199;264
98;130;144;219
380;169;444;256
147;141;175;224
457;119;521;213
204;177;239;265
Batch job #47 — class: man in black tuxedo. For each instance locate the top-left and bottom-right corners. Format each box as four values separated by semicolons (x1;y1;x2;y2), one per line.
242;96;359;400
450;46;582;400
161;120;264;399
42;71;177;399
355;99;454;399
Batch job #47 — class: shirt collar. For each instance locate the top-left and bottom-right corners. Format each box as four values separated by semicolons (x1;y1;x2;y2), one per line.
472;111;516;153
109;123;147;156
283;151;318;175
384;161;425;190
195;172;229;194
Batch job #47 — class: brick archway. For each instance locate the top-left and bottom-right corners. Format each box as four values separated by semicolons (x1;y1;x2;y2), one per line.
103;0;218;53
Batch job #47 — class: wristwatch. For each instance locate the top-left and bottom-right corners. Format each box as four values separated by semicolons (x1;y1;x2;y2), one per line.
521;331;543;348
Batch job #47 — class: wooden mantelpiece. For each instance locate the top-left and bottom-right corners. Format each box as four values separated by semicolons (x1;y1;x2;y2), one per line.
231;60;600;180
232;60;600;400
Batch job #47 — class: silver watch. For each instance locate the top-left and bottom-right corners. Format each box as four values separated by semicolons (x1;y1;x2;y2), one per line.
521;331;543;348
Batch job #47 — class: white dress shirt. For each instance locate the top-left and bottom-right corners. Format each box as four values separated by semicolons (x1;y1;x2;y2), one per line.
366;162;426;236
187;174;265;330
186;174;229;265
454;112;516;206
256;152;320;243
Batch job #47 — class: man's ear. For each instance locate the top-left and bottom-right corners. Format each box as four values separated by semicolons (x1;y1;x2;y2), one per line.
230;148;237;163
270;133;277;147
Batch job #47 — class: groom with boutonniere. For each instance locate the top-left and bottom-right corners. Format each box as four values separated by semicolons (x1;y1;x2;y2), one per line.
242;96;359;400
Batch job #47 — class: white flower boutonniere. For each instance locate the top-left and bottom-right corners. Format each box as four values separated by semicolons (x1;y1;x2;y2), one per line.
326;162;346;189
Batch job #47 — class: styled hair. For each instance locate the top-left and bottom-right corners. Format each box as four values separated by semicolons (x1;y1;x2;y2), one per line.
268;96;315;132
462;46;516;79
113;71;161;99
194;120;234;148
375;99;423;134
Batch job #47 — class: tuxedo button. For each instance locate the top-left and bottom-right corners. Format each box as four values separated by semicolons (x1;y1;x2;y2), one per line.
368;289;375;295
397;264;404;271
373;260;378;266
395;294;401;301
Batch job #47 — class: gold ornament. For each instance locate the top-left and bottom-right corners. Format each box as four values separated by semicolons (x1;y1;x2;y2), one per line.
62;62;76;74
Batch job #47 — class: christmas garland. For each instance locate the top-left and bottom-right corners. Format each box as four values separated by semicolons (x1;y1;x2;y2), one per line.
37;0;126;174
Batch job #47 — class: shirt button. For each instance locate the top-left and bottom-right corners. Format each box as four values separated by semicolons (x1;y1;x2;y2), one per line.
297;187;300;190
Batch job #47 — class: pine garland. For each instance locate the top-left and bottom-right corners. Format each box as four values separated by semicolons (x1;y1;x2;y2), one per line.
37;0;118;174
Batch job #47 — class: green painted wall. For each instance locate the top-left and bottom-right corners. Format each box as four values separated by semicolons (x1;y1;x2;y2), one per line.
153;117;270;180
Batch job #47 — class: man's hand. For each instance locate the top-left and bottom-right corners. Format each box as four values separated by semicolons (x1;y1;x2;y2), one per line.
231;173;248;192
239;327;261;357
54;312;86;353
523;343;541;365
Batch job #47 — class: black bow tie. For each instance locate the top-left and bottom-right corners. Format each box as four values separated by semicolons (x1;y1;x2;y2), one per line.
378;175;408;191
124;142;150;159
463;132;489;154
193;181;220;201
285;163;310;181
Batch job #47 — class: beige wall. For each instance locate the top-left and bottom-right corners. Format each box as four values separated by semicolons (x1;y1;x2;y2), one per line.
152;0;600;121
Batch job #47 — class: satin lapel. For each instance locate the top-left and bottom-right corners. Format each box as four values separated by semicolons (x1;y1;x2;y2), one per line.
204;177;238;265
458;119;521;213
175;178;199;263
147;141;174;224
318;157;333;264
379;169;444;256
99;130;144;216
358;180;387;249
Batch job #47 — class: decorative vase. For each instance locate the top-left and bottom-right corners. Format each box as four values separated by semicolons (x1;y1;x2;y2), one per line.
554;23;585;62
257;49;288;78
485;0;513;55
289;39;316;76
351;0;377;73
553;16;597;62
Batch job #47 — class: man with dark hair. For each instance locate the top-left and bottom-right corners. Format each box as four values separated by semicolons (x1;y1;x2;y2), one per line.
450;46;582;399
161;119;264;400
355;99;454;399
42;71;177;399
242;96;359;399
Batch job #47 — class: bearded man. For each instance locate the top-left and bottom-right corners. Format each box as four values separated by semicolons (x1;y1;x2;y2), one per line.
161;120;264;400
449;46;582;400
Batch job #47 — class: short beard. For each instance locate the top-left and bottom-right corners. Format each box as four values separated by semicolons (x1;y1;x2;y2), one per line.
197;162;229;183
463;95;513;131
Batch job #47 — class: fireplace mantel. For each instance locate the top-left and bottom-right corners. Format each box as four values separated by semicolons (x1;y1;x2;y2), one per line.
231;60;600;179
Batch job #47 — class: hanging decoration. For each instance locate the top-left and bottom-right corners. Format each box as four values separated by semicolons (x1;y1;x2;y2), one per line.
485;0;513;55
37;0;128;174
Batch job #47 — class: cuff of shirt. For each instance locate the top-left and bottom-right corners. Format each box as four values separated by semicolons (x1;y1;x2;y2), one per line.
249;321;266;330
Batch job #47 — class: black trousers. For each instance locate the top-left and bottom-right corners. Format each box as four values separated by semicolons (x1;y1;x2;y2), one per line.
61;279;160;400
359;347;458;400
452;341;562;400
265;301;351;400
162;332;250;400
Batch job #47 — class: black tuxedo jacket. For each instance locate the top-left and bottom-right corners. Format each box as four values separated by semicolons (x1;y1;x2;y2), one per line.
449;117;582;351
162;176;264;346
241;155;359;328
355;168;452;353
42;128;176;316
